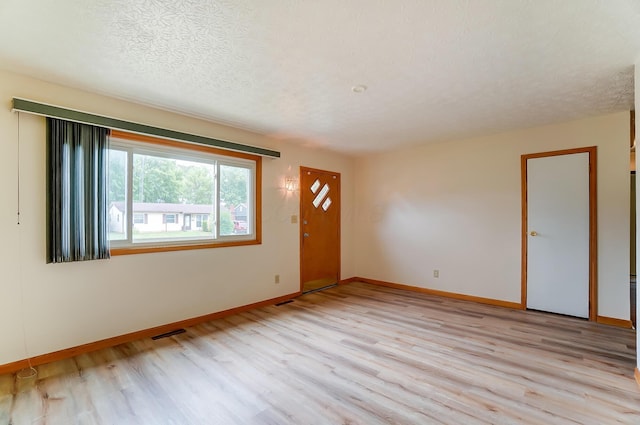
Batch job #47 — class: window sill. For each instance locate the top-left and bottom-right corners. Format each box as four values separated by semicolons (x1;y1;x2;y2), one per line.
110;238;261;256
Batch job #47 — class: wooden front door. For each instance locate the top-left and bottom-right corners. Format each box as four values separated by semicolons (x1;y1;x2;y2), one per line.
300;167;340;292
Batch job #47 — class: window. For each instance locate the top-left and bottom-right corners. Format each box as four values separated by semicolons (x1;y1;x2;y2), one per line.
162;214;177;224
133;213;147;224
195;214;210;229
108;131;261;254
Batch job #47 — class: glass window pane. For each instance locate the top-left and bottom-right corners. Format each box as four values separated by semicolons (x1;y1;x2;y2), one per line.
108;149;127;241
131;153;215;242
220;164;250;236
310;179;320;193
322;197;332;211
313;184;330;208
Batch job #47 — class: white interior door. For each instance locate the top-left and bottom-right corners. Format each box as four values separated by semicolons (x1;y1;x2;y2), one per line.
526;152;590;318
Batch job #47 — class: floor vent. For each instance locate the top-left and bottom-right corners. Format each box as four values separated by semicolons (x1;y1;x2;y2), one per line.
151;328;186;340
275;300;294;306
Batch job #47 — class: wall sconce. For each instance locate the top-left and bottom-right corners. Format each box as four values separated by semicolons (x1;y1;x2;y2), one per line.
285;176;298;192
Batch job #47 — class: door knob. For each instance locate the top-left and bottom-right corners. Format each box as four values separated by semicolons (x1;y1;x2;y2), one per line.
303;233;310;237
530;231;538;236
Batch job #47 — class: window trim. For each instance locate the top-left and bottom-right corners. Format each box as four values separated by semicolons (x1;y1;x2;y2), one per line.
109;130;262;255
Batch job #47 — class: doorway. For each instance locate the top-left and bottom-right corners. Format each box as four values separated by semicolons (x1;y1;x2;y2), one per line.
300;167;341;293
521;147;597;320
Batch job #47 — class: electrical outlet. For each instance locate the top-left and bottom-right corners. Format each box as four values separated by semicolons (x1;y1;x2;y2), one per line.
291;215;298;224
433;270;439;278
275;274;280;284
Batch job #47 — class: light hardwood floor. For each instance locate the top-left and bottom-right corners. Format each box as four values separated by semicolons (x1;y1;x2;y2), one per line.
1;282;638;424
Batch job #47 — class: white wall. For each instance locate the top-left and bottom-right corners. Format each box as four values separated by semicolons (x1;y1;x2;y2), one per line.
0;70;355;366
355;112;630;319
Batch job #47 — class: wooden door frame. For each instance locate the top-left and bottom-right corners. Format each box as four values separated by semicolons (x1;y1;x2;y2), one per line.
520;146;598;321
299;166;341;291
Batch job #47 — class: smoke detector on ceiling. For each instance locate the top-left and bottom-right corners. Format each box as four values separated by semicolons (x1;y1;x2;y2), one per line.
352;85;367;93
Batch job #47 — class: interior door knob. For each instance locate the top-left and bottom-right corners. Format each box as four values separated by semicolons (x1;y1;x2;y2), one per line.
530;231;538;236
303;233;310;237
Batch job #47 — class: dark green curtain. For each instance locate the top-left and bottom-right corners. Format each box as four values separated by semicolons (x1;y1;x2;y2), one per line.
47;118;110;263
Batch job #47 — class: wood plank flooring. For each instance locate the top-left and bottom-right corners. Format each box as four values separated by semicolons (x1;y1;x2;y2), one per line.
1;282;638;424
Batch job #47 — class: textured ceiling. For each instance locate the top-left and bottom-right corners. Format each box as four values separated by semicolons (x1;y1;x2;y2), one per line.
0;0;639;154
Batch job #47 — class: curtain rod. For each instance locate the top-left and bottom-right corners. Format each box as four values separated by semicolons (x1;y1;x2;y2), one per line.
11;98;280;158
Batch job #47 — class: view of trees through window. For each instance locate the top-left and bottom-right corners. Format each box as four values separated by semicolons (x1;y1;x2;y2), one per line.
108;147;252;244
